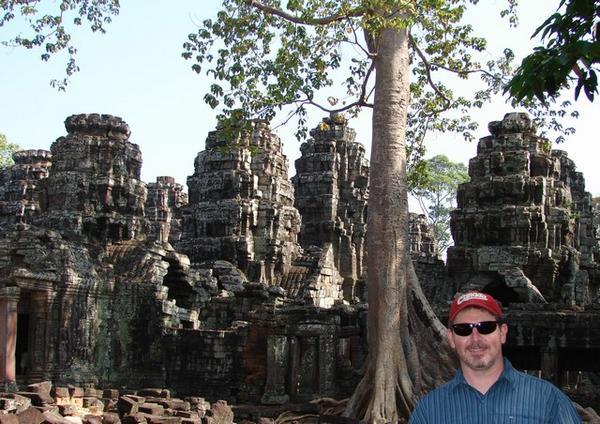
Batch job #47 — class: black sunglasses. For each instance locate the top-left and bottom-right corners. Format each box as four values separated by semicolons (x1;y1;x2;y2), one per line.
451;321;500;337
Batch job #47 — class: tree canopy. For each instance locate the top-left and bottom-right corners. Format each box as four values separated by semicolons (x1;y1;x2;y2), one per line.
0;133;20;168
506;0;600;102
410;155;468;255
0;0;120;89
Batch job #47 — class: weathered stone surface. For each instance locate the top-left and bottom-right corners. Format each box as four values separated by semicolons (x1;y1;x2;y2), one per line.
205;401;233;424
0;414;19;424
0;149;51;226
43;410;72;424
117;397;139;416
102;412;121;424
36;114;147;243
16;406;45;424
447;112;600;306
292;113;368;301
178;119;302;286
16;392;54;407
139;403;165;416
102;390;119;401
58;404;78;416
146;177;188;244
82;415;103;424
0;394;31;413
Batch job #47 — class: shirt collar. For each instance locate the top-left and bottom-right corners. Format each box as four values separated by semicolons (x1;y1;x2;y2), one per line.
450;357;517;391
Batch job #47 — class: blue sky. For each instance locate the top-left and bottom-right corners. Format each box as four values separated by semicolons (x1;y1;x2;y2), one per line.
1;1;598;198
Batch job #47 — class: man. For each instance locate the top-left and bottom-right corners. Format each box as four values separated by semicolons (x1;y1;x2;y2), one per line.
409;291;581;423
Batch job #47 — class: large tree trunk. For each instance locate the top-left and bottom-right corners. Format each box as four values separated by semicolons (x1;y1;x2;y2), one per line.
343;26;456;423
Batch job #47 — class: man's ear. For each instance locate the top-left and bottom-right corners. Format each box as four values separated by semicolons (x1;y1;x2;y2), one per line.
500;322;508;344
447;327;455;349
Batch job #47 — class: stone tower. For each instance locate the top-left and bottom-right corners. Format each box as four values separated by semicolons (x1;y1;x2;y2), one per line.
447;112;599;305
36;114;148;243
178;119;301;285
146;176;188;243
0;149;52;226
292;113;369;300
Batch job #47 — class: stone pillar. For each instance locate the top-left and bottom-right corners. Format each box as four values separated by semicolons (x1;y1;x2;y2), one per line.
318;333;336;395
28;290;54;380
297;336;318;398
0;287;20;388
261;335;290;404
541;345;561;386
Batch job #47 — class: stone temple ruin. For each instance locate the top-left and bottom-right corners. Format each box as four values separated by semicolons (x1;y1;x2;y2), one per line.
0;112;599;413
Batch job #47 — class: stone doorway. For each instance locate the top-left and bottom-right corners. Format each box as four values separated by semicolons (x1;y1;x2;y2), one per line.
16;313;29;377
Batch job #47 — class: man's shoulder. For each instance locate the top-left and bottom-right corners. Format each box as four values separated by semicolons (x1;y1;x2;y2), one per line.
417;379;456;403
509;367;574;400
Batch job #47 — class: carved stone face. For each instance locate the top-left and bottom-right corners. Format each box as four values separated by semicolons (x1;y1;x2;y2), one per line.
447;306;508;374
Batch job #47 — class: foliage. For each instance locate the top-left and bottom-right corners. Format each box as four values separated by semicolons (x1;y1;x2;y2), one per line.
0;0;120;89
506;0;600;103
0;133;20;168
182;0;579;159
409;155;469;254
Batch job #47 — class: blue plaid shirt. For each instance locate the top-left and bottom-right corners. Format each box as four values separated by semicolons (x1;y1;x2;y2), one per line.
409;359;581;423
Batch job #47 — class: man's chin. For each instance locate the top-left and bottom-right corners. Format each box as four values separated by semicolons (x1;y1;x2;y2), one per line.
463;355;492;371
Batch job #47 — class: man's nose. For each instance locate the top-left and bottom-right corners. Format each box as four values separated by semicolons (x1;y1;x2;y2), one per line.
470;327;483;339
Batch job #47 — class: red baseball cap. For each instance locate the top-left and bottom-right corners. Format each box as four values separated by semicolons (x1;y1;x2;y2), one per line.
449;291;503;322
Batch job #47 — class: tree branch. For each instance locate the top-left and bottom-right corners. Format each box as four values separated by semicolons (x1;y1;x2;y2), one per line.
430;60;505;82
409;33;451;114
244;0;364;26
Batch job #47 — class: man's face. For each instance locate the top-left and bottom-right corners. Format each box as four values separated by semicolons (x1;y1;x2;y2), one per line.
448;307;508;373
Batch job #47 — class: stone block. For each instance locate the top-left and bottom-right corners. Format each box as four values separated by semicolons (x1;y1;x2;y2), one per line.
0;415;18;424
171;412;196;419
135;390;163;399
83;397;105;411
42;410;71;424
83;388;99;398
102;399;118;412
26;382;52;396
0;394;30;413
0;397;17;412
139;404;164;416
53;387;71;399
58;404;78;416
102;390;119;401
180;419;201;424
34;405;59;414
156;401;190;412
121;414;146;424
101;412;121;424
64;417;83;424
206;401;233;424
16;406;45;424
117;397;139;416
68;387;84;399
83;415;103;424
15;392;54;407
123;396;145;404
140;415;181;424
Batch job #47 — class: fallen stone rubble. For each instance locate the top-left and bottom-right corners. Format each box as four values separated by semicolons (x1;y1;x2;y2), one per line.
0;382;237;424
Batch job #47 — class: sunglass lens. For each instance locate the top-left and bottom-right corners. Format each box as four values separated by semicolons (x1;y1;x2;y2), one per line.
451;321;499;336
452;324;472;336
477;321;498;335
